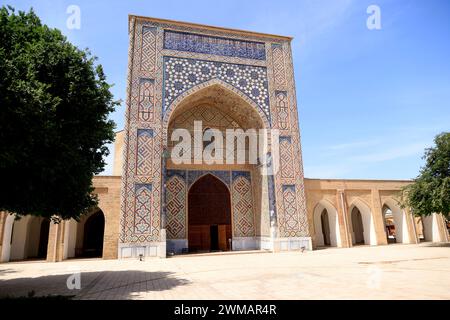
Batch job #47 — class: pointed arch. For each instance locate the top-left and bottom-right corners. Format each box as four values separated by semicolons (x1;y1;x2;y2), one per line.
312;200;341;247
382;197;411;244
188;174;232;252
163;79;270;144
187;171;231;191
349;198;377;245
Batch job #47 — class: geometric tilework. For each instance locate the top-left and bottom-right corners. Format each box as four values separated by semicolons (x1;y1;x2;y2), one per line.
272;44;286;88
134;183;153;234
138;78;155;121
136;129;153;176
232;173;255;237
122;17;311;252
275;91;289;130
141;26;157;72
187;170;231;189
166;175;186;239
165;169;255;239
164;30;266;60
280;136;294;179
280;184;300;237
163;56;270;120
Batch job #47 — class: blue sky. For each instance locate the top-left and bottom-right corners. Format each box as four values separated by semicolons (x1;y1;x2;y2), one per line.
3;0;450;179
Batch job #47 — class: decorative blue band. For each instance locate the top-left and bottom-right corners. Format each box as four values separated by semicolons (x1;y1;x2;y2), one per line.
232;171;251;182
166;169;187;181
164;30;266;60
187;170;231;188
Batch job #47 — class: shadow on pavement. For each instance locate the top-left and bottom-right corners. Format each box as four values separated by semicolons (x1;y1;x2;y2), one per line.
0;270;190;300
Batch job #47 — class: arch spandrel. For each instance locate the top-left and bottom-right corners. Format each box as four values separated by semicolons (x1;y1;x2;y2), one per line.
163;79;270;144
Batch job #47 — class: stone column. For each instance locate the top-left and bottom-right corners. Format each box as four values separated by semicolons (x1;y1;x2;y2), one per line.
436;214;449;242
336;190;352;248
47;220;65;262
0;212;6;258
404;207;419;244
370;189;388;245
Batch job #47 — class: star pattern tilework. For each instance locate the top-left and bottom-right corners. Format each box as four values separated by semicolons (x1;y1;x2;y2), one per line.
163;57;270;120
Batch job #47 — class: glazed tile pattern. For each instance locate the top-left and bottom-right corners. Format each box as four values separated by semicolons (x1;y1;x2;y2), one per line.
271;44;286;88
138;78;155;122
165;174;186;239
232;173;255;237
136;129;153;176
280;185;300;236
163;56;271;120
187;170;231;189
134;184;153;234
140;26;157;72
280;136;294;179
121;17;310;254
275;91;289;130
164;30;266;60
165;170;254;240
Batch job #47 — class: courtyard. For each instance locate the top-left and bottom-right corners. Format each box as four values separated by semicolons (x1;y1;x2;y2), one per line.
0;243;449;300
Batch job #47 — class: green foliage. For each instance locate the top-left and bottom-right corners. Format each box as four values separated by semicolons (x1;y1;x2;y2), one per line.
402;132;450;218
0;6;117;220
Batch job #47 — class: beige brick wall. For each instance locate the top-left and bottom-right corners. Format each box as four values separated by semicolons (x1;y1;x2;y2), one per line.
304;178;415;248
93;176;121;260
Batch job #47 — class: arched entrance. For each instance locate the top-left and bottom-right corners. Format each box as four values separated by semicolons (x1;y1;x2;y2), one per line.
351;207;365;245
349;200;377;245
383;205;396;244
382;199;410;244
188;174;232;252
320;210;331;246
37;219;50;258
63;208;105;259
82;210;105;257
312;201;341;247
6;216;50;261
164;82;267;254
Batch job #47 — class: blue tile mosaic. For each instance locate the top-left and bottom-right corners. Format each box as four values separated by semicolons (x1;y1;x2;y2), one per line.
187;170;231;188
164;30;266;60
163;56;270;120
232;171;251;182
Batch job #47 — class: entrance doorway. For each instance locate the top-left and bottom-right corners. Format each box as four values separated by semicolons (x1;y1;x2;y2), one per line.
82;210;105;257
188;174;231;252
37;219;50;258
351;207;365;245
320;209;331;246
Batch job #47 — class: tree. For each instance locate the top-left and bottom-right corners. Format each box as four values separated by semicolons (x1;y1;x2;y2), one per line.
402;132;450;219
0;6;117;221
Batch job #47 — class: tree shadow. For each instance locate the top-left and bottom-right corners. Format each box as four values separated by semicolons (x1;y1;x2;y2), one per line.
0;270;190;300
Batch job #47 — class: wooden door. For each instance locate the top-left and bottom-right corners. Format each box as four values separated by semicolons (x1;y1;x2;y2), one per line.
218;225;227;251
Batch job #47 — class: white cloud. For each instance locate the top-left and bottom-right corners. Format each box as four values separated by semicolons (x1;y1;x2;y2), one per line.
327;139;381;151
349;142;426;163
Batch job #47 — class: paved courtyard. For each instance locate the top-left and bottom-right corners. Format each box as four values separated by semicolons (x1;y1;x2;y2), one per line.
0;243;449;300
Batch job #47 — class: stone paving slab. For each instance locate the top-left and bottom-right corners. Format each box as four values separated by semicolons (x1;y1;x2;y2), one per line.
0;243;449;300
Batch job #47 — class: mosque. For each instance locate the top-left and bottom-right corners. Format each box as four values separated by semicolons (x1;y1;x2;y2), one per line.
0;15;448;262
